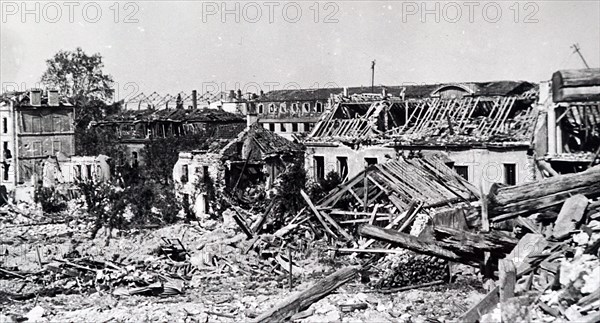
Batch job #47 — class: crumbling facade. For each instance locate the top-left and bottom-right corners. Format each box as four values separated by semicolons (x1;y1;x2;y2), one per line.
42;154;111;187
174;122;304;216
94;104;247;166
304;81;541;192
542;68;600;173
0;89;75;191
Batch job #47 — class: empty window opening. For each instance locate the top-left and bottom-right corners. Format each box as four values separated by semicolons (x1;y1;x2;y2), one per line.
316;102;323;113
2;164;9;181
32;117;41;133
181;164;189;183
337;156;348;180
292;123;298;132
2;117;7;133
304;123;312;132
257;104;264;114
33;141;42;156
303;103;310;113
203;166;209;183
52;141;61;155
314;156;325;180
269;123;275;131
280;123;287;132
132;151;139;167
365;157;378;166
3;142;11;159
86;164;93;179
454;165;469;181
504;163;517;186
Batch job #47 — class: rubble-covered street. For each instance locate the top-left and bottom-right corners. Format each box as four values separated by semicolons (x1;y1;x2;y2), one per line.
2;1;600;322
1;201;486;323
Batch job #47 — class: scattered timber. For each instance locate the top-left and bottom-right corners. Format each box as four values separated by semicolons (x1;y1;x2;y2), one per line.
488;165;600;221
252;266;360;323
358;224;479;267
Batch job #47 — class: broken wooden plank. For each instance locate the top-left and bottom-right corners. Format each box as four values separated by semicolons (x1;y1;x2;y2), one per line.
489;166;600;219
433;225;518;253
252;266;360;323
358;224;479;266
379;280;445;294
301;190;354;242
552;194;589;239
499;259;516;301
458;285;500;323
358;201;418;250
231;209;254;239
300;189;338;239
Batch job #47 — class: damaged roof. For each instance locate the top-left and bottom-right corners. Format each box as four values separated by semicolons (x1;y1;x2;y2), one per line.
221;123;305;161
318;153;479;212
308;94;539;147
100;107;244;124
256;81;537;102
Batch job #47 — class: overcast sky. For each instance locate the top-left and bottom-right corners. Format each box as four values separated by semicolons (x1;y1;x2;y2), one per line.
1;1;599;101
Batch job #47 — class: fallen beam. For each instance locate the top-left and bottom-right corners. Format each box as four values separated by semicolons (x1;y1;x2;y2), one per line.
489;166;600;220
358;224;479;266
252;266;360;323
433;225;518;253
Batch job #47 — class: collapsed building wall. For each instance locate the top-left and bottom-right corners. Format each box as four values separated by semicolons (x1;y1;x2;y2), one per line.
173;123;305;217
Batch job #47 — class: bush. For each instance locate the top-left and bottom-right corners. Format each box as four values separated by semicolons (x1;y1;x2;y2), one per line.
273;162;307;217
79;180;128;238
307;170;343;202
34;186;68;214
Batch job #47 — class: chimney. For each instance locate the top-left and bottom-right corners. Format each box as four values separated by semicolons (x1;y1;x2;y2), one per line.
246;103;258;128
382;88;387;97
30;89;42;106
260;90;264;96
237;89;242;100
229;90;235;101
343;87;348;97
192;90;197;109
48;89;59;106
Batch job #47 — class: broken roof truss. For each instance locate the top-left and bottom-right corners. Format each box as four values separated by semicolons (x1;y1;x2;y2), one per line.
314;154;479;229
309;96;538;146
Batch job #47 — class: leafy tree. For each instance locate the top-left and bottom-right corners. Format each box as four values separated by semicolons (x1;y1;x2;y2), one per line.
41;47;115;102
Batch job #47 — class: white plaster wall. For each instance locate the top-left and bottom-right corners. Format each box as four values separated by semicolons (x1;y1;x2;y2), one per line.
173;152;222;216
305;143;535;193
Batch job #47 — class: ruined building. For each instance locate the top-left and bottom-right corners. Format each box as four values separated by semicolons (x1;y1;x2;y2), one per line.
542;68;600;173
0;89;76;191
93;99;247;166
173;119;304;216
304;81;541;192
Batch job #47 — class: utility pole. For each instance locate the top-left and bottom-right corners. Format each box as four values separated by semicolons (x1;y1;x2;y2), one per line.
371;60;376;93
571;43;590;69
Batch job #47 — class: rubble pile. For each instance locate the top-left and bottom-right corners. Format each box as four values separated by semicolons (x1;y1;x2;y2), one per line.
478;202;600;322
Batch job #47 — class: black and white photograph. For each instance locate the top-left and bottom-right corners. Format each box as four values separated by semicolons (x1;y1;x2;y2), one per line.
1;0;599;322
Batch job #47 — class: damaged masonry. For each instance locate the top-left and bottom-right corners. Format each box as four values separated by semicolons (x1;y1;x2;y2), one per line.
2;67;599;322
2;5;600;320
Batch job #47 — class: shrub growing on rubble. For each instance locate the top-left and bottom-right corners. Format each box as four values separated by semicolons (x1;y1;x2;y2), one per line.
34;186;68;214
272;163;307;222
307;170;343;201
79;180;128;238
